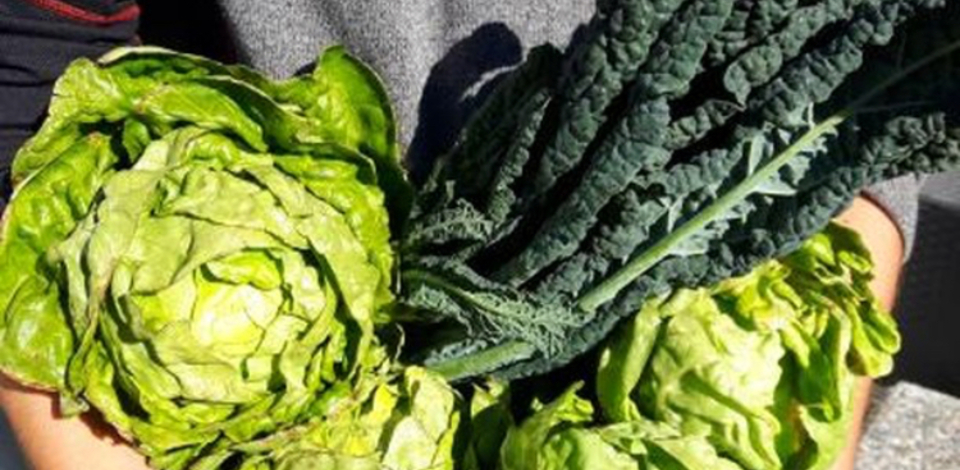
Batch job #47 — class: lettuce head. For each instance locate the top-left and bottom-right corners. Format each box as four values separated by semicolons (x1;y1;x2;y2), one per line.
500;224;900;470
0;46;416;469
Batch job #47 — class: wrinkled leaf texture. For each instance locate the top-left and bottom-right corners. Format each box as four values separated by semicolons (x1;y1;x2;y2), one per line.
0;46;412;470
401;0;960;381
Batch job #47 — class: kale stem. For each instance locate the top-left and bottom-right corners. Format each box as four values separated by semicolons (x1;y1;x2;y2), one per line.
576;112;850;312
429;341;537;382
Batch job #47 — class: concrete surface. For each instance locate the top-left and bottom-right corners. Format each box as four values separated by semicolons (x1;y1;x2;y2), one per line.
857;382;960;470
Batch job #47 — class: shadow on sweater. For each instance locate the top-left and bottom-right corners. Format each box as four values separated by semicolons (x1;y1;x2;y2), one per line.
405;22;522;183
404;20;595;183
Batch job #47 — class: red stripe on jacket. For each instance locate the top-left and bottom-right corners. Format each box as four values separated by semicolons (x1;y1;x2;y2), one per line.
20;0;140;25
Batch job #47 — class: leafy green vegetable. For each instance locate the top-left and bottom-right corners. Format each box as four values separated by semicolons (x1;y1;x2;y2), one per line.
491;0;733;285
5;1;960;467
399;0;959;381
507;392;743;470
500;384;595;470
462;379;514;470
189;367;461;470
497;224;899;470
520;0;685;208
0;46;411;469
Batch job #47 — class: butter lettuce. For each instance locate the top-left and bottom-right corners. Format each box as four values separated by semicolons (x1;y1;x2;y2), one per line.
0;47;415;469
500;224;900;470
190;367;461;470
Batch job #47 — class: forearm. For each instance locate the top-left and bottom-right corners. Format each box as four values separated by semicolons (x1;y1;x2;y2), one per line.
831;196;906;470
0;375;150;470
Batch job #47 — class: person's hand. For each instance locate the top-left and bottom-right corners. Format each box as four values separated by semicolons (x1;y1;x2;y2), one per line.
830;196;906;470
0;373;149;470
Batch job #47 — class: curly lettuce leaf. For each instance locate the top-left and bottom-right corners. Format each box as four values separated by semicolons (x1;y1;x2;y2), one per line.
593;224;899;470
0;46;405;470
192;367;461;470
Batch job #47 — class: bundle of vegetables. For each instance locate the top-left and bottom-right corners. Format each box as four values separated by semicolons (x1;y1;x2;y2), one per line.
473;224;900;470
3;0;960;469
400;0;960;381
0;47;457;469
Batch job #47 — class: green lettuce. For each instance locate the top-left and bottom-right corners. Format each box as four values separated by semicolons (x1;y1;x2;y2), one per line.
0;46;414;469
503;386;740;470
189;367;461;470
462;379;513;470
499;224;900;470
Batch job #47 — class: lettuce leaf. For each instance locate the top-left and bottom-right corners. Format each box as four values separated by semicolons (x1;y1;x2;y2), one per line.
499;224;899;470
0;46;410;470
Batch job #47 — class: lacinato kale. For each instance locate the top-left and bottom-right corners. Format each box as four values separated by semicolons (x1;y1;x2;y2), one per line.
400;0;960;381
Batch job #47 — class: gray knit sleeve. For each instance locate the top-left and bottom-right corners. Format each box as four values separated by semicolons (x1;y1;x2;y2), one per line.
862;175;922;261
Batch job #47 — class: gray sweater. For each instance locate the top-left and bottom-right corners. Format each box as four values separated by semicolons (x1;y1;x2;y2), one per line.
217;0;920;255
